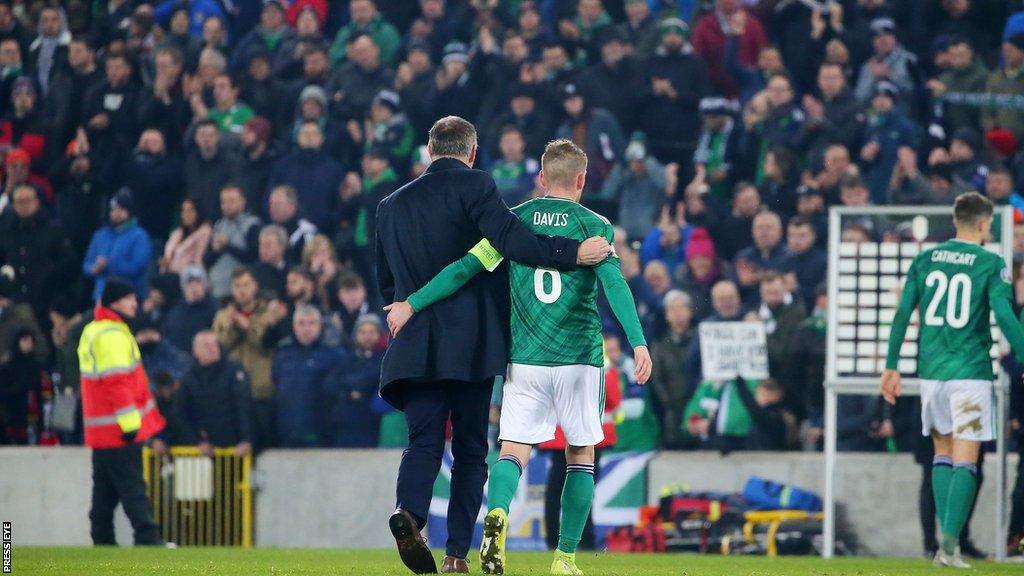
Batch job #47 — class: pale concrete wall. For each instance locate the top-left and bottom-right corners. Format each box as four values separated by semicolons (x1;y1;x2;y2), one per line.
0;447;132;546
1;447;1016;556
254;449;403;548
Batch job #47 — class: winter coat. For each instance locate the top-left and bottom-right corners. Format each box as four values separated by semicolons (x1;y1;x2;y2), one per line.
185;147;243;220
161;297;219;352
266;148;343;233
123;151;184;241
325;347;383;447
0;210;76;318
82;220;153;301
176;358;253;447
604;158;667;241
204;212;261;299
162;223;211;275
212;300;274;399
271;338;344;447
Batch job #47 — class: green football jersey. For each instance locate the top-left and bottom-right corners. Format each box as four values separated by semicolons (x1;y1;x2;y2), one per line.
904;239;1010;380
508;197;616;367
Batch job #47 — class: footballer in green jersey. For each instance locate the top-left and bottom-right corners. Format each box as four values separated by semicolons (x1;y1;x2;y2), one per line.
882;192;1024;566
385;140;651;575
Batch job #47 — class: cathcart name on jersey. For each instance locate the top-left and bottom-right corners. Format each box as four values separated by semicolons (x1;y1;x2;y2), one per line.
533;212;570;227
930;250;978;266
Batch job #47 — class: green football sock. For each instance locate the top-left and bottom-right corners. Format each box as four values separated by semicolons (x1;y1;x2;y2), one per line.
487;455;523;514
932;455;953;538
557;464;595;554
941;463;979;554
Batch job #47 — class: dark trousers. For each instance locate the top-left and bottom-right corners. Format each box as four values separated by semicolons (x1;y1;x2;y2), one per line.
919;448;984;551
543;450;601;551
395;379;493;559
90;444;162;546
1009;444;1024;536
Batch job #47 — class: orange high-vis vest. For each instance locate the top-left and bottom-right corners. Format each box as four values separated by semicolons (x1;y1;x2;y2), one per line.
78;305;165;449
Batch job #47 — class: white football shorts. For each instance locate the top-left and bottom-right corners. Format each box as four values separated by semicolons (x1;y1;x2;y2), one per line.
919;379;995;442
499;363;605;447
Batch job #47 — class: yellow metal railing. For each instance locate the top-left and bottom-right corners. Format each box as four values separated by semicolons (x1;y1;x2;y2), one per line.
142;447;253;547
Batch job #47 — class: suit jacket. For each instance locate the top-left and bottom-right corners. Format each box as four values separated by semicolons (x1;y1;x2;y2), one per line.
375;157;580;404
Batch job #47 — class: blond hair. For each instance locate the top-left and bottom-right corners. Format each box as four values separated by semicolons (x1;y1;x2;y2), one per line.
541;139;587;189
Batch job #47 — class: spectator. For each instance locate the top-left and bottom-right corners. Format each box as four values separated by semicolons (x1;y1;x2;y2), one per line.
134;316;191;386
637;19;710;168
488;125;539;207
26;6;69;98
928;37;988;135
82;189;152;302
261;266;330;349
47;35;101;148
365;89;414;174
752;272;807;413
621;0;660;59
267;121;342;233
713;181;761;260
484;83;552;161
575;28;640;132
556;83;626;194
733;211;790;304
0;184;76;324
326;33;395;123
0;270;49;365
154;6;202;69
785;216;827;308
686;279;745;385
0;327;51;445
393;39;438;141
733;377;789;451
271;305;343;447
137;46;190;155
266;185;318;265
177;330;252;457
433;41;484;122
2;77;48;168
691;0;768;98
192;73;254;135
159;198;211;276
290;84;353;164
81;52;140;189
605;137;670;241
123;129;184;242
640;203;699;277
860;81;919;203
650;290;696;448
213;267;275;450
0;38;22;115
798;62;864;158
941;127;986;189
328;272;377;346
853;18;919;104
205;185;262;300
683;376;758;453
327;314;385;447
302;235;342;309
251;224;290;298
888;147;971;206
48;137;102;250
675;228;721;321
236;117;281;211
185;118;242;219
982;34;1024;141
230;0;296;77
759;147;800;218
691;97;743;200
807;143;855;204
558;0;614;65
329;0;401;69
795;185;828;248
0;4;30;59
162;265;218;353
745;74;804;184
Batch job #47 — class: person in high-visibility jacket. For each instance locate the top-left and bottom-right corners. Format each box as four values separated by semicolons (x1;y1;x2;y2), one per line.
78;278;165;546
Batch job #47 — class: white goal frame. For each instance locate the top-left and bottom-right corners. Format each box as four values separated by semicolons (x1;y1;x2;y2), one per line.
822;205;1013;561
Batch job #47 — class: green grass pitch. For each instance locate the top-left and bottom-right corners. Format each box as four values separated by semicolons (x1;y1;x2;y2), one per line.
11;547;1024;575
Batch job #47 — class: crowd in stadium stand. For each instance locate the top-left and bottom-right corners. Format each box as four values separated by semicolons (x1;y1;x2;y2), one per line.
1;0;1024;464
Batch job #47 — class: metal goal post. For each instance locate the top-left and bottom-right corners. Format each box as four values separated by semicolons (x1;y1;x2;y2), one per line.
822;205;1013;561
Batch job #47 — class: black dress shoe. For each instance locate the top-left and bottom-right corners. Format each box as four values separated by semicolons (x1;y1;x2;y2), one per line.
390;509;438;574
441;556;469;574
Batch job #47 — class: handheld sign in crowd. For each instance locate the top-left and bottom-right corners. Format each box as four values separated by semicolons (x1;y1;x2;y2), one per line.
699;322;770;381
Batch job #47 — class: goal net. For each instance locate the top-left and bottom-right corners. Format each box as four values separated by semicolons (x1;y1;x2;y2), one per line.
822;205;1014;560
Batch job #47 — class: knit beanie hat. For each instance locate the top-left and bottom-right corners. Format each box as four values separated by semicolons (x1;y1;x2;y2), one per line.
101;278;136;307
685;228;716;262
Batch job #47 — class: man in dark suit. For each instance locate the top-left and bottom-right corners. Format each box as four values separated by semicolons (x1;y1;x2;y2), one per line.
376;116;611;574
